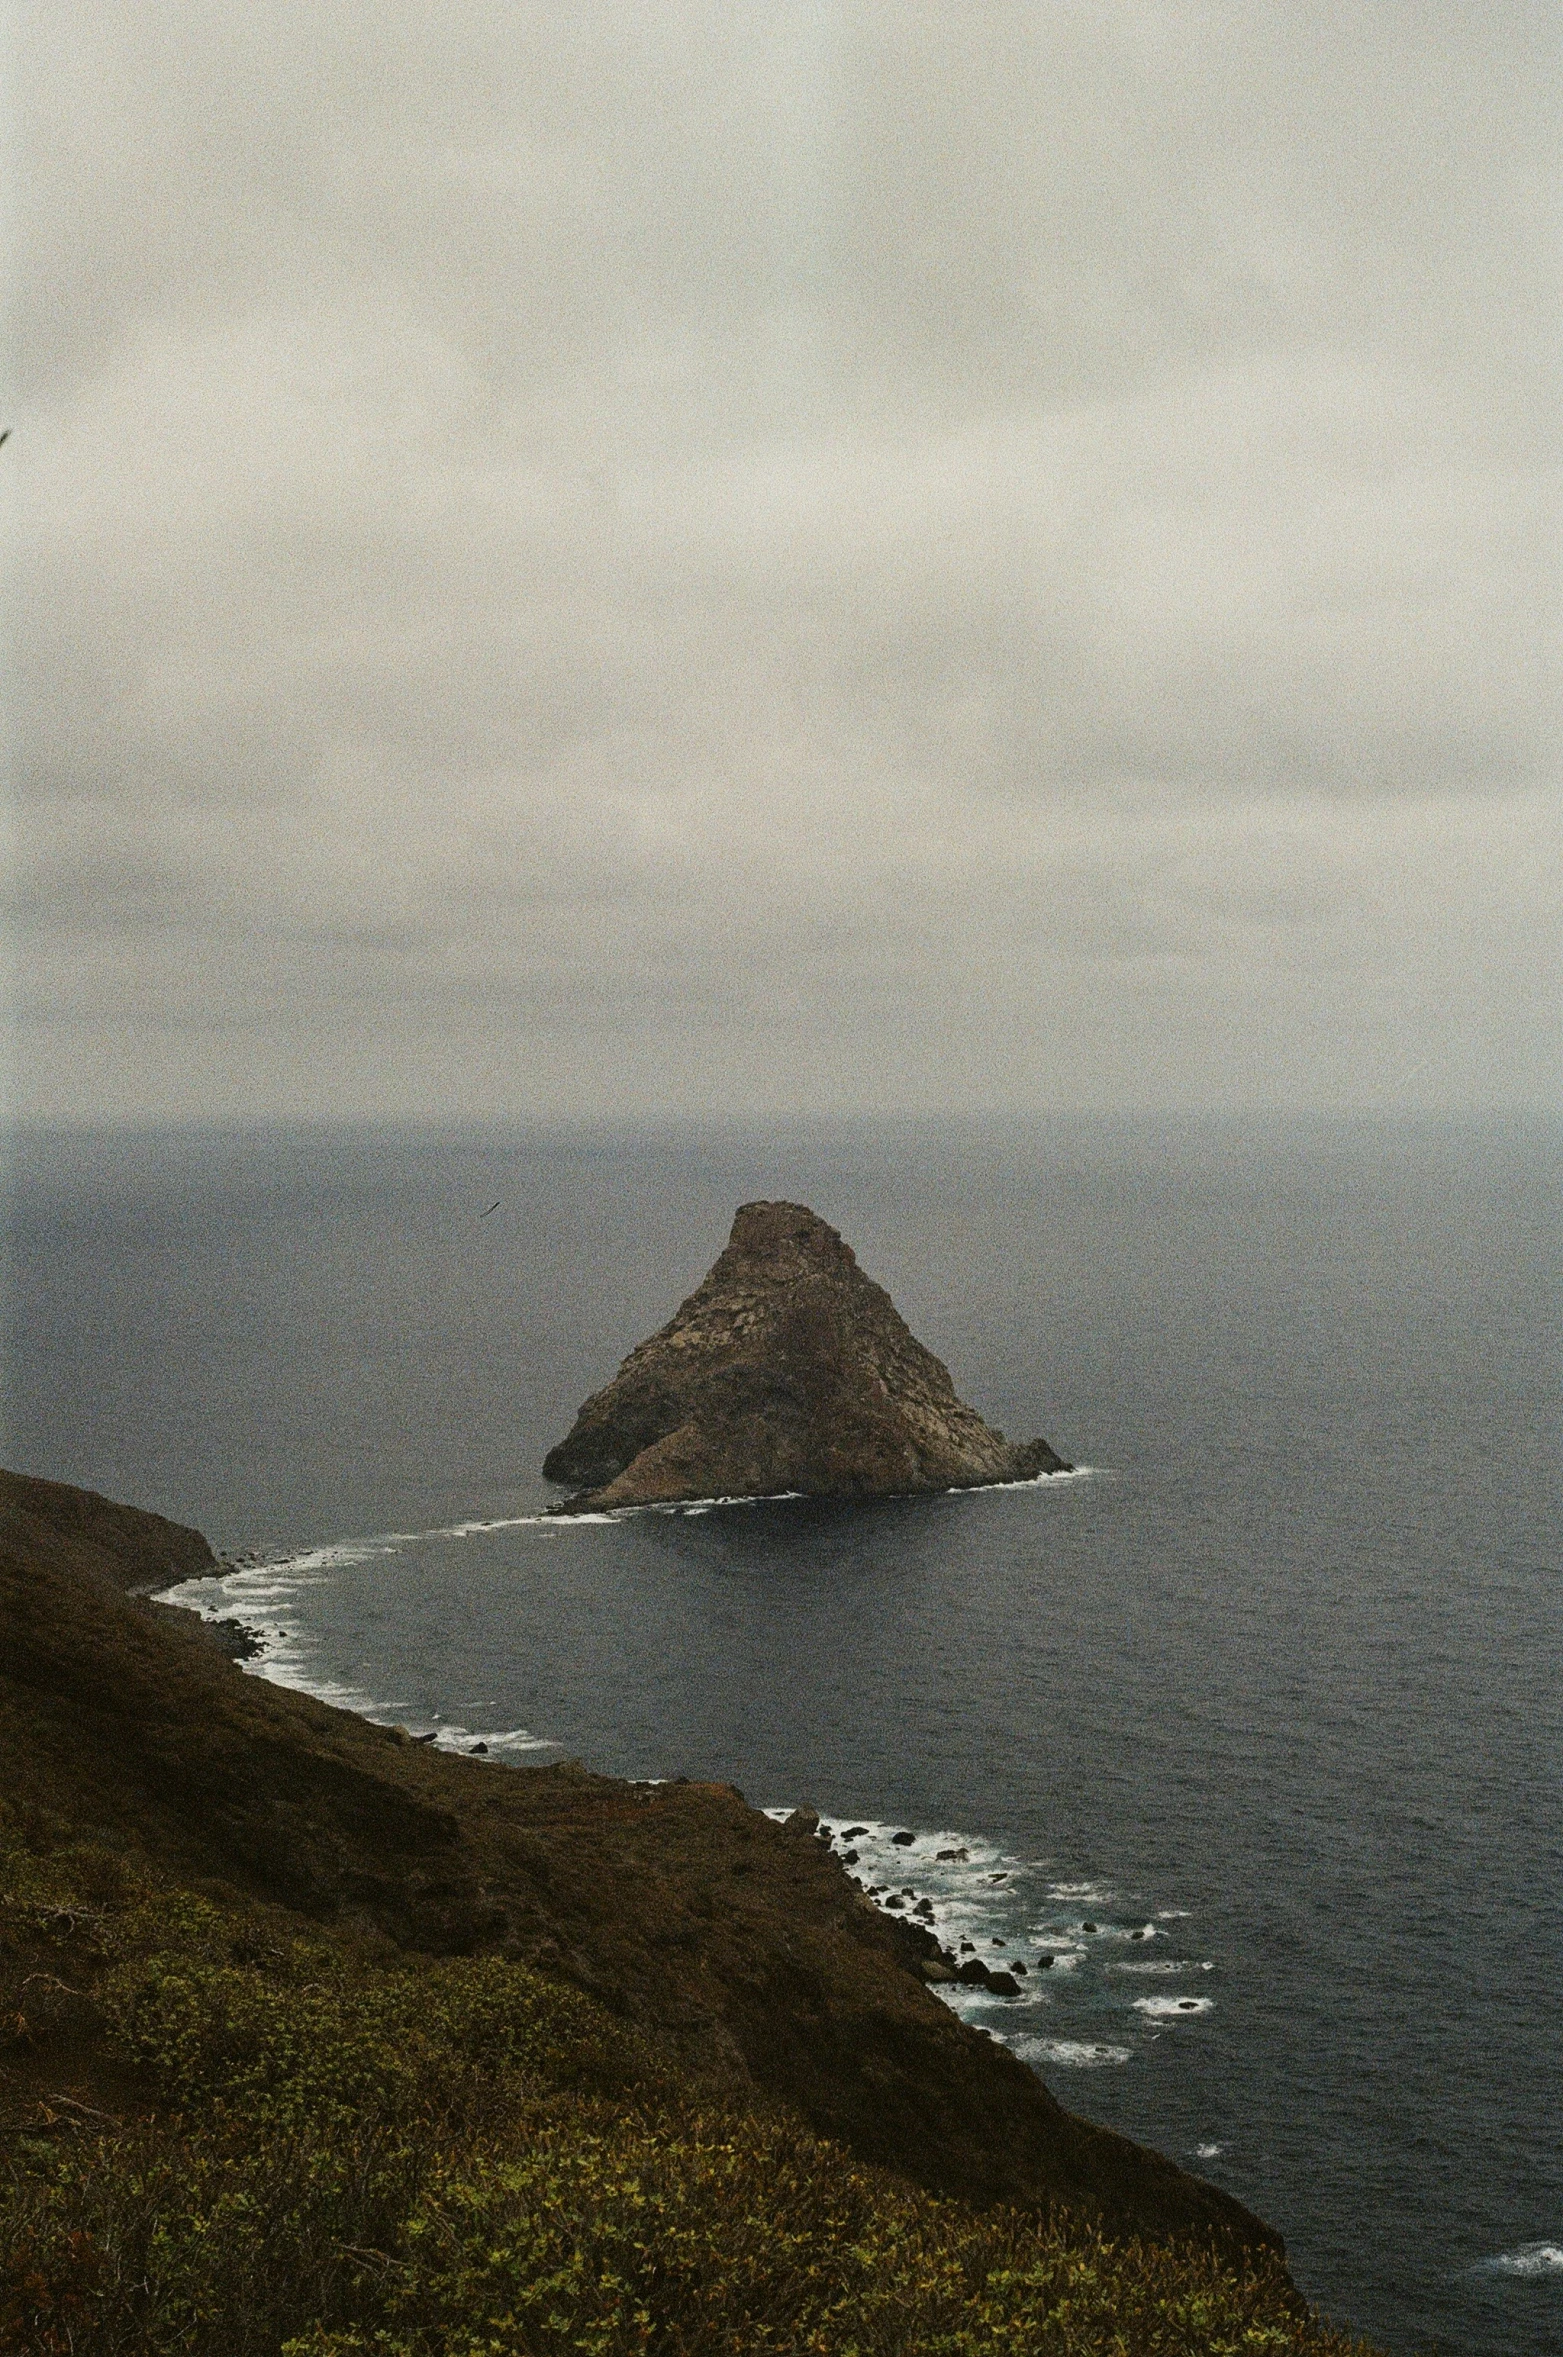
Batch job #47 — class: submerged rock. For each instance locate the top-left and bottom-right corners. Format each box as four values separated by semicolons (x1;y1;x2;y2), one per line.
544;1200;1070;1513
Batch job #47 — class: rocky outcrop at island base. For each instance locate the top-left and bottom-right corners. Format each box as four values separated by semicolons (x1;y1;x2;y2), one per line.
544;1200;1069;1513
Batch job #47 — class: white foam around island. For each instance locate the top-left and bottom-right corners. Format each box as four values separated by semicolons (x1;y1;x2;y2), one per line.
953;1463;1099;1493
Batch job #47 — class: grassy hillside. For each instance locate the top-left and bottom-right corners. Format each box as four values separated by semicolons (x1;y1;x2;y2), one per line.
0;1472;1386;2354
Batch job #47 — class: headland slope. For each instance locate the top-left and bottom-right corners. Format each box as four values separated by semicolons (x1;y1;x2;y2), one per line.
0;1470;1393;2354
2;1466;1250;2248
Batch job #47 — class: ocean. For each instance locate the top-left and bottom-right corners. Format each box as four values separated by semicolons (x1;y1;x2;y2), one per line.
3;1114;1558;2354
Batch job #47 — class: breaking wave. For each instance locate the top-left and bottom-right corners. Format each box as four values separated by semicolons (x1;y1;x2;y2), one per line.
1480;2242;1563;2278
760;1810;1213;2079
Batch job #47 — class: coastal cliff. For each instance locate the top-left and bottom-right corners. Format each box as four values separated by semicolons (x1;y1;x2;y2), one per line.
1;1472;1382;2354
0;1468;1243;2246
544;1200;1068;1512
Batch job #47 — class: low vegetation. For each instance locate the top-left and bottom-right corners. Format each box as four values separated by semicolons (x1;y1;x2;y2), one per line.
1;1808;1382;2357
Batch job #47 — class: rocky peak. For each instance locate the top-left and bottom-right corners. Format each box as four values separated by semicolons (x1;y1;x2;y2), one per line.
726;1200;858;1271
543;1202;1069;1513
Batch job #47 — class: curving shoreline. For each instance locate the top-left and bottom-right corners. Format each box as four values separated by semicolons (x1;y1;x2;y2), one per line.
0;1462;1281;2266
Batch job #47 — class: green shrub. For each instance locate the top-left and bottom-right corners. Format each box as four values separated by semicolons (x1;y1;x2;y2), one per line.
0;1824;1380;2357
288;2113;1346;2356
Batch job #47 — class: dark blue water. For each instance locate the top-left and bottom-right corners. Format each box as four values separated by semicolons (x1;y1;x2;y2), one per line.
3;1117;1559;2354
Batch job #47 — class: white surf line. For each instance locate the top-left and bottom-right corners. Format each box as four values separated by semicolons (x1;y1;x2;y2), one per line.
152;1537;564;1757
150;1466;1098;1750
548;1489;808;1522
564;1470;1096;1520
763;1806;1209;2071
198;1467;1097;1568
944;1464;1100;1497
147;1490;816;1728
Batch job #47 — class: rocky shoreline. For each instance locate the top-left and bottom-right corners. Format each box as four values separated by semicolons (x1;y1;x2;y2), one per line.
784;1809;1026;1993
0;1464;1279;2263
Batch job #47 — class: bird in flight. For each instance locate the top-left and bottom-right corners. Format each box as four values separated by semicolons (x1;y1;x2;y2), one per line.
0;431;9;449
480;1201;501;1219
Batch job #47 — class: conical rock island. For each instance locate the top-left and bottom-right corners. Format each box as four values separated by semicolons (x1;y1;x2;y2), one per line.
544;1200;1069;1512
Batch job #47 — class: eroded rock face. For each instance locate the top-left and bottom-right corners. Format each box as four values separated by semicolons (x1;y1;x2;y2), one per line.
544;1200;1069;1513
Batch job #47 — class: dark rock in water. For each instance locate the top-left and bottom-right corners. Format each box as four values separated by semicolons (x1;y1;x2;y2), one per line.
414;1730;439;1744
841;1826;869;1840
1012;1960;1029;1974
469;1741;488;1755
883;1894;905;1909
1082;1921;1097;1933
913;1897;935;1918
205;1614;264;1660
543;1201;1070;1512
841;1849;859;1866
1036;1953;1055;1968
957;1955;1021;1993
891;1830;916;1846
936;1846;967;1861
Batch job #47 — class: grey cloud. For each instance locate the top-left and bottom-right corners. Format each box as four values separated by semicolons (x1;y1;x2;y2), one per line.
9;0;1558;1120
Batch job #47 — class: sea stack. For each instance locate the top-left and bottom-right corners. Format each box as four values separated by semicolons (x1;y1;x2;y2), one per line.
544;1200;1070;1513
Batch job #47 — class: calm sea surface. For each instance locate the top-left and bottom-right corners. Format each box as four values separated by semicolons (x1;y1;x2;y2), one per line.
3;1117;1558;2354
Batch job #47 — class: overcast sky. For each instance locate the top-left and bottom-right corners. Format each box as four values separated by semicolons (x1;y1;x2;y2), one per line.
8;0;1558;1122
